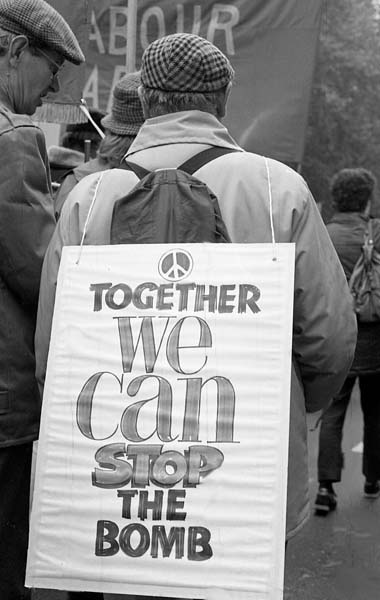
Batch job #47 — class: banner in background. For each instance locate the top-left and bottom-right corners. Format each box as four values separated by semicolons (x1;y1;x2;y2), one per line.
39;0;323;162
80;0;323;164
27;243;294;599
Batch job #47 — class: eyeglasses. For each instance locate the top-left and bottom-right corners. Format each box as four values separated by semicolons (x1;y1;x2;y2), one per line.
34;47;63;81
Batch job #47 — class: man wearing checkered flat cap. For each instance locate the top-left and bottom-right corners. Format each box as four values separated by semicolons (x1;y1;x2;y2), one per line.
36;32;356;588
0;1;84;598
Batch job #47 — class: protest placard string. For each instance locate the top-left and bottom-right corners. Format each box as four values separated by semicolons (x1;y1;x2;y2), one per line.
264;156;278;261
76;160;277;264
80;99;105;139
76;172;104;265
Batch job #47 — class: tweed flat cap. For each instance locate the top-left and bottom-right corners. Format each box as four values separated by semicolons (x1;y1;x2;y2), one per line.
101;72;145;136
141;33;234;93
0;0;84;64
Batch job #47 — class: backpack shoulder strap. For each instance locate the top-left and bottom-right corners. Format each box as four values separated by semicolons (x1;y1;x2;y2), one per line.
179;146;240;175
122;160;150;180
122;146;240;179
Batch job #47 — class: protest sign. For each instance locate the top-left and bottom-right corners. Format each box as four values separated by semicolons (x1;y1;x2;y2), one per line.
27;243;294;599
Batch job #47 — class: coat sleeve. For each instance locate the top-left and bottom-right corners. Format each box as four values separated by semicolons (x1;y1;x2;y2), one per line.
291;186;357;412
0;125;56;311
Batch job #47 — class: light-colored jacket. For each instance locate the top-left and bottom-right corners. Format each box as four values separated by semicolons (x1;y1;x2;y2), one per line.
35;110;356;538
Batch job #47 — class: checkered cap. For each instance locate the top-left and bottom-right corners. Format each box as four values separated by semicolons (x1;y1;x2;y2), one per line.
0;0;84;64
141;33;234;93
101;72;144;136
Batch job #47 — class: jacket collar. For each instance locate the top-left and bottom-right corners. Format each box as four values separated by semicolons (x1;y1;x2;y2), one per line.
126;110;242;156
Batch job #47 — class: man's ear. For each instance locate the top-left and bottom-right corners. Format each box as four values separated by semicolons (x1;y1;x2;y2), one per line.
216;81;233;119
137;85;150;119
8;35;29;66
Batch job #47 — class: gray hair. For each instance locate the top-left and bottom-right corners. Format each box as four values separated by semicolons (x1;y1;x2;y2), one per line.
98;131;136;168
0;31;45;58
0;31;13;56
139;85;228;118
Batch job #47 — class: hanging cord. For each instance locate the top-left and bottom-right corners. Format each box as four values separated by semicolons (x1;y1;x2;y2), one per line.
264;157;277;259
80;99;105;140
76;172;104;265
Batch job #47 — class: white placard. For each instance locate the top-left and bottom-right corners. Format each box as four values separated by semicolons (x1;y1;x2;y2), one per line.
27;243;294;600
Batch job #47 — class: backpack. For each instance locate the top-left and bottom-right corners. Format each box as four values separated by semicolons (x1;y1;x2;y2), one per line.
110;146;238;245
349;219;380;322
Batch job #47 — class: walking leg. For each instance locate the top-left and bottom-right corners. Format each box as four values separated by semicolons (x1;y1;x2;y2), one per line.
0;443;33;600
359;374;380;496
317;376;356;482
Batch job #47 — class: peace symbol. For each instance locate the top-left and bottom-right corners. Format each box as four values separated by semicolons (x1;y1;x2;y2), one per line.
158;249;194;282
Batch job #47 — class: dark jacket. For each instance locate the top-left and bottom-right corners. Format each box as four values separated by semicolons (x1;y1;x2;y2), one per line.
327;211;380;374
0;106;56;446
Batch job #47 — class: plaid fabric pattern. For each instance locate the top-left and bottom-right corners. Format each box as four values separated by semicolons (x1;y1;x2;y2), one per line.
101;71;144;136
0;0;84;64
141;33;234;93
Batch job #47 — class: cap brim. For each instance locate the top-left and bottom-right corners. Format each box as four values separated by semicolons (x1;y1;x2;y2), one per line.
101;114;142;136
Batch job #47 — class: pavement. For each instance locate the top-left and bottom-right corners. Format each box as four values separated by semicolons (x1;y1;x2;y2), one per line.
33;383;380;600
284;383;380;600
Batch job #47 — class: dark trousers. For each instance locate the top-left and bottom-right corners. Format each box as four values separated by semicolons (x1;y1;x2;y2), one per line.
0;443;33;600
318;374;380;483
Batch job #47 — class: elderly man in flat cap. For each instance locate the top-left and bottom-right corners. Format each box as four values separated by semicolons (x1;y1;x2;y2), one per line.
0;0;84;598
36;33;356;598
